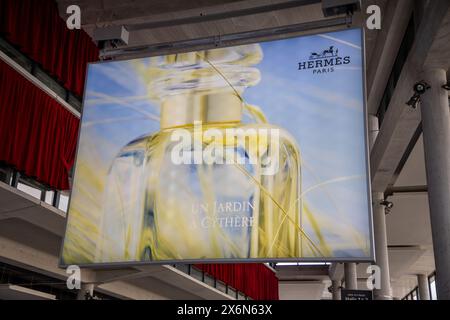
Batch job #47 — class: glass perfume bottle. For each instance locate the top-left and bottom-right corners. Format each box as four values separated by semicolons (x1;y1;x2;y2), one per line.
97;45;304;262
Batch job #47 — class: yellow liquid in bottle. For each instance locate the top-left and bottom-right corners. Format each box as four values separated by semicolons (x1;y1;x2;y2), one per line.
96;44;308;262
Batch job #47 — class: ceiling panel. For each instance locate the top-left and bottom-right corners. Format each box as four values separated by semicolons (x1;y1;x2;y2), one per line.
57;0;244;22
279;281;326;300
394;135;427;187
386;193;432;247
388;247;426;280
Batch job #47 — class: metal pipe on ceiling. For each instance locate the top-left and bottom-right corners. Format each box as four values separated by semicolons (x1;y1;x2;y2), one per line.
100;15;351;60
125;0;322;31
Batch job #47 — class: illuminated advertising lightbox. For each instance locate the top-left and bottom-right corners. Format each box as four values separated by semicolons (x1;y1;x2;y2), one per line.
61;28;373;266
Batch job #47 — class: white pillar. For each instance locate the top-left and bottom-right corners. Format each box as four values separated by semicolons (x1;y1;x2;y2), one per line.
344;263;358;290
372;192;393;300
420;68;450;300
418;274;431;300
369;114;393;300
332;280;342;300
77;283;95;300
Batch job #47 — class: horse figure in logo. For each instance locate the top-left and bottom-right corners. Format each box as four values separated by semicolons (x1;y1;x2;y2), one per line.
309;46;337;60
321;46;337;57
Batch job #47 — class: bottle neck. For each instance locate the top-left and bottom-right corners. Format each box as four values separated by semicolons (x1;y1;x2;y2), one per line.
160;92;243;129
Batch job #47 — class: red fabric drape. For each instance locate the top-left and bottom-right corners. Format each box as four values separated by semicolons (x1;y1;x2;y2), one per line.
195;264;279;300
0;59;79;190
0;0;99;97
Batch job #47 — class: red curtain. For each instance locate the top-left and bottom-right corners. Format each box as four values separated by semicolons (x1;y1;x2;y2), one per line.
0;0;99;97
195;264;279;300
0;59;79;190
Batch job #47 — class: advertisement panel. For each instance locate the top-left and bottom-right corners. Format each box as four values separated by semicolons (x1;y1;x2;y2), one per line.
61;28;373;265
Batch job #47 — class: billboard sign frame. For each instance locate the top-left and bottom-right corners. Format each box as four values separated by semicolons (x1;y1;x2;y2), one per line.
60;26;375;268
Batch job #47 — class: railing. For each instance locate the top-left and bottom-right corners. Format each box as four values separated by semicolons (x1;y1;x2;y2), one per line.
173;265;251;300
0;37;82;115
0;164;70;211
0;261;118;300
0;163;250;300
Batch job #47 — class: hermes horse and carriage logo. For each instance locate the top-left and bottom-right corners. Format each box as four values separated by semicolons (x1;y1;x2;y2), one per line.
309;46;339;60
298;45;350;74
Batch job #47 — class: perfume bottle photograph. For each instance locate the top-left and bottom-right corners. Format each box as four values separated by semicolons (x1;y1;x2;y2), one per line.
61;28;372;266
97;45;305;261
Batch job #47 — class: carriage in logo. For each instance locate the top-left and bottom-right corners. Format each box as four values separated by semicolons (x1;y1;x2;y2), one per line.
309;46;339;60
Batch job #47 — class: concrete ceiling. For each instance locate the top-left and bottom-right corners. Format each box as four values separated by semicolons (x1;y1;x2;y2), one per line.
56;0;325;46
365;1;450;298
55;0;387;60
394;136;427;187
387;2;450;298
386;194;432;246
385;135;436;298
276;265;330;281
361;0;389;65
425;8;450;69
0;285;56;300
57;0;243;22
279;281;327;300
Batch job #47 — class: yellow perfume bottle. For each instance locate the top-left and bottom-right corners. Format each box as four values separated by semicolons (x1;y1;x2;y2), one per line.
97;45;304;262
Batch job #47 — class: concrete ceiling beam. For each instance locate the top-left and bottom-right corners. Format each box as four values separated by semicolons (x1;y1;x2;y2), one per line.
366;0;414;115
370;0;450;192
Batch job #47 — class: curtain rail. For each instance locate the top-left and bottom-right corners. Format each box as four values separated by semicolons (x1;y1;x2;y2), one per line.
0;51;81;118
